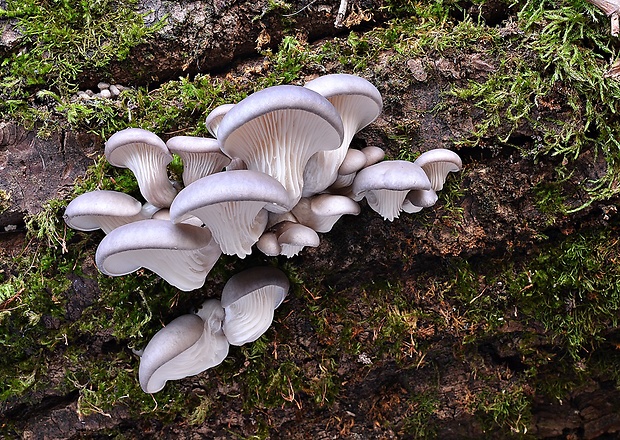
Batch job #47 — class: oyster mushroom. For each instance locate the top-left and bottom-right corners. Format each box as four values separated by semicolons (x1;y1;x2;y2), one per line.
221;267;289;346
169;170;291;258
217;85;344;207
166;136;231;186
105;128;177;208
413;148;462;191
95;219;221;291
351;160;431;221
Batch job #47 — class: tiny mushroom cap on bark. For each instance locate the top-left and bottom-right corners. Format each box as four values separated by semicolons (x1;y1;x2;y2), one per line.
292;194;361;233
95;219;222;291
302;74;383;196
138;313;205;393
413;148;462;191
351;160;431;221
402;188;439;214
272;221;320;258
166;136;231;186
138;299;229;394
205;103;235;138
104;128;177;208
63;190;145;234
221;266;289;346
169;169;291;258
217;84;344;207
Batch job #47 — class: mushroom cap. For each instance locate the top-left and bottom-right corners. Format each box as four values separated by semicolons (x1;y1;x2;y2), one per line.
351;160;431;199
361;146;386;167
304;74;383;133
338;148;368;175
256;231;281;256
217;85;344;206
205;103;235;138
273;221;320;257
104;128;177;208
221;267;290;346
105;127;171;168
406;189;438;209
413;148;462;191
138;313;204;393
95;219;221;291
292;194;360;233
63;190;143;233
166;136;231;186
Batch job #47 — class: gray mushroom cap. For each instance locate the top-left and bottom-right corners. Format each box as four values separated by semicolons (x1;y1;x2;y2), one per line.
413;148;462;191
273;221;320;258
104;128;177;208
221;266;290;309
217;85;344;206
361;146;386;167
351;160;431;221
63;190;144;233
169;170;292;257
338;148;368;175
138;314;204;393
95;219;221;291
291;194;361;233
166;136;231;186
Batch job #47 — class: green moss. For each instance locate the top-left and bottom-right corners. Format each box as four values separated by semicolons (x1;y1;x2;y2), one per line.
472;385;532;435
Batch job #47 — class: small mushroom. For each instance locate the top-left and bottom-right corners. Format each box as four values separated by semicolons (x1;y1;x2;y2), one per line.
95;219;221;291
402;189;439;214
138;299;229;393
217;85;344;207
351;160;431;221
271;221;320;258
166;136;231;186
105;128;177;208
63;190;146;234
329;148;369;190
169;170;291;258
291;194;360;233
413;148;462;191
302;74;383;196
221;267;289;346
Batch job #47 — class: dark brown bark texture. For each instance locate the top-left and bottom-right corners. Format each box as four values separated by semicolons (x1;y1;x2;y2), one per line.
2;1;620;439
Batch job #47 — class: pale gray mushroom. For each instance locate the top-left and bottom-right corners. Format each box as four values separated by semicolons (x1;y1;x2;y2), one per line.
221;267;289;346
205;103;235;138
271;221;320;258
291;194;361;233
95;219;221;291
351;160;431;221
302;74;383;196
105;128;177;208
413;148;462;191
138;299;229;393
63;190;146;234
402;189;439;214
166;136;231;186
361;146;386;167
169;170;291;258
217;85;344;207
329;148;369;190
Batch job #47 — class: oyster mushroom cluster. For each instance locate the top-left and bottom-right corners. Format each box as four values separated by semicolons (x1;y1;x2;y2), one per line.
64;74;462;291
138;266;289;393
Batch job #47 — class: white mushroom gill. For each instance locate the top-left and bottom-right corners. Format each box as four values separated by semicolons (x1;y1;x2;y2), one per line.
366;188;411;221
222;286;279;345
189;201;269;258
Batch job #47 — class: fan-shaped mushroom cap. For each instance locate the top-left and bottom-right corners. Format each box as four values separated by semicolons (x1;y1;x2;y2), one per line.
413;148;462;191
138;313;205;393
105;128;177;208
169;170;291;258
351;160;431;221
217;85;344;207
221;267;289;346
205;103;235;138
361;146;385;167
329;148;369;190
256;231;281;256
302;74;383;196
63;190;145;234
95;219;221;291
166;136;231;186
292;194;361;233
139;299;229;393
272;221;320;258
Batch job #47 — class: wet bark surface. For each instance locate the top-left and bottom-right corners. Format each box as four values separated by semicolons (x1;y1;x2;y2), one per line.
1;0;620;439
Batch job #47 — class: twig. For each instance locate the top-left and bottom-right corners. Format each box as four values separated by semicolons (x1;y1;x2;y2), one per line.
334;0;348;27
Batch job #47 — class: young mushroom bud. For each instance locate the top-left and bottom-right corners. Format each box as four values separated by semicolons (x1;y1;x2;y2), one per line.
166;136;231;186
